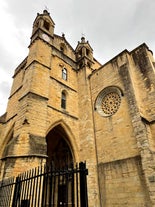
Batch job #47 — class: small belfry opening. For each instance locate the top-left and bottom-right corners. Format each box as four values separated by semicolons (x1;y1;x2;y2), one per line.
46;125;73;168
43;20;50;31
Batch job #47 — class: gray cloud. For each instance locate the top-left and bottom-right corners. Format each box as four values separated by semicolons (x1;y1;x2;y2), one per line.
0;81;11;96
0;81;12;114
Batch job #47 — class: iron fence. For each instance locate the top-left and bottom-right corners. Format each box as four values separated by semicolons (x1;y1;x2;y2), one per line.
0;162;88;207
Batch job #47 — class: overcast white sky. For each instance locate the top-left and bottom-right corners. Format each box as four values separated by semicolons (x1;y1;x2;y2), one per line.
1;0;155;115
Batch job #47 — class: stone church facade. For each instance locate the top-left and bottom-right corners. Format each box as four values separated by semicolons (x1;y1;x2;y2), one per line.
1;10;155;206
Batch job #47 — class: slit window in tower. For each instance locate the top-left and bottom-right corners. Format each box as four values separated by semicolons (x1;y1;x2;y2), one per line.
61;91;66;109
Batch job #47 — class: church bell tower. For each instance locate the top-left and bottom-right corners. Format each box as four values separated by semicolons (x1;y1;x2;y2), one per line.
31;9;55;44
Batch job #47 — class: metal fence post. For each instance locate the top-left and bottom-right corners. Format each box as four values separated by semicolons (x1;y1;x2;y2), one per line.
12;176;21;207
79;162;88;207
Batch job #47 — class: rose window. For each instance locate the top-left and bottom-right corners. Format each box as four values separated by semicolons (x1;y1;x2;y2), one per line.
101;92;121;115
95;87;122;117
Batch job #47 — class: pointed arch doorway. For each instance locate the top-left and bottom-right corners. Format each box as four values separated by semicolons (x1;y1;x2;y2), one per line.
46;124;74;206
46;124;73;168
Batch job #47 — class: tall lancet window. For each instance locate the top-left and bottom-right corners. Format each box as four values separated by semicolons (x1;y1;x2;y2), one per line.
61;91;67;109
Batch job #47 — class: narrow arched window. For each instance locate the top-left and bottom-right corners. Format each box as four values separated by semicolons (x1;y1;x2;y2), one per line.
62;68;67;80
61;91;66;109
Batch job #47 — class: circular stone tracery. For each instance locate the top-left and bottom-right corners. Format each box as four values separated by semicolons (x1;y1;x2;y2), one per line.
101;92;121;115
95;87;122;117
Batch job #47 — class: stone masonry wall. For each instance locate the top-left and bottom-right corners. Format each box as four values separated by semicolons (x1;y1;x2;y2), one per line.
98;156;151;206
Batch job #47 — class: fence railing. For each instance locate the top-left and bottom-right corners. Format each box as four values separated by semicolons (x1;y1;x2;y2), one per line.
0;162;88;207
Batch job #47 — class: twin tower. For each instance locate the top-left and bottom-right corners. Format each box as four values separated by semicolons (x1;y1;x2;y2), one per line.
1;10;155;206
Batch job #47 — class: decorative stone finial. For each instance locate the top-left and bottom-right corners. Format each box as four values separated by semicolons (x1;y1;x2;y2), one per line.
43;9;49;15
81;36;85;43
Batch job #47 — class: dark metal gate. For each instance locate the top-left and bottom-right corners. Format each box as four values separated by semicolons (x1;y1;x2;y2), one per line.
0;162;88;207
